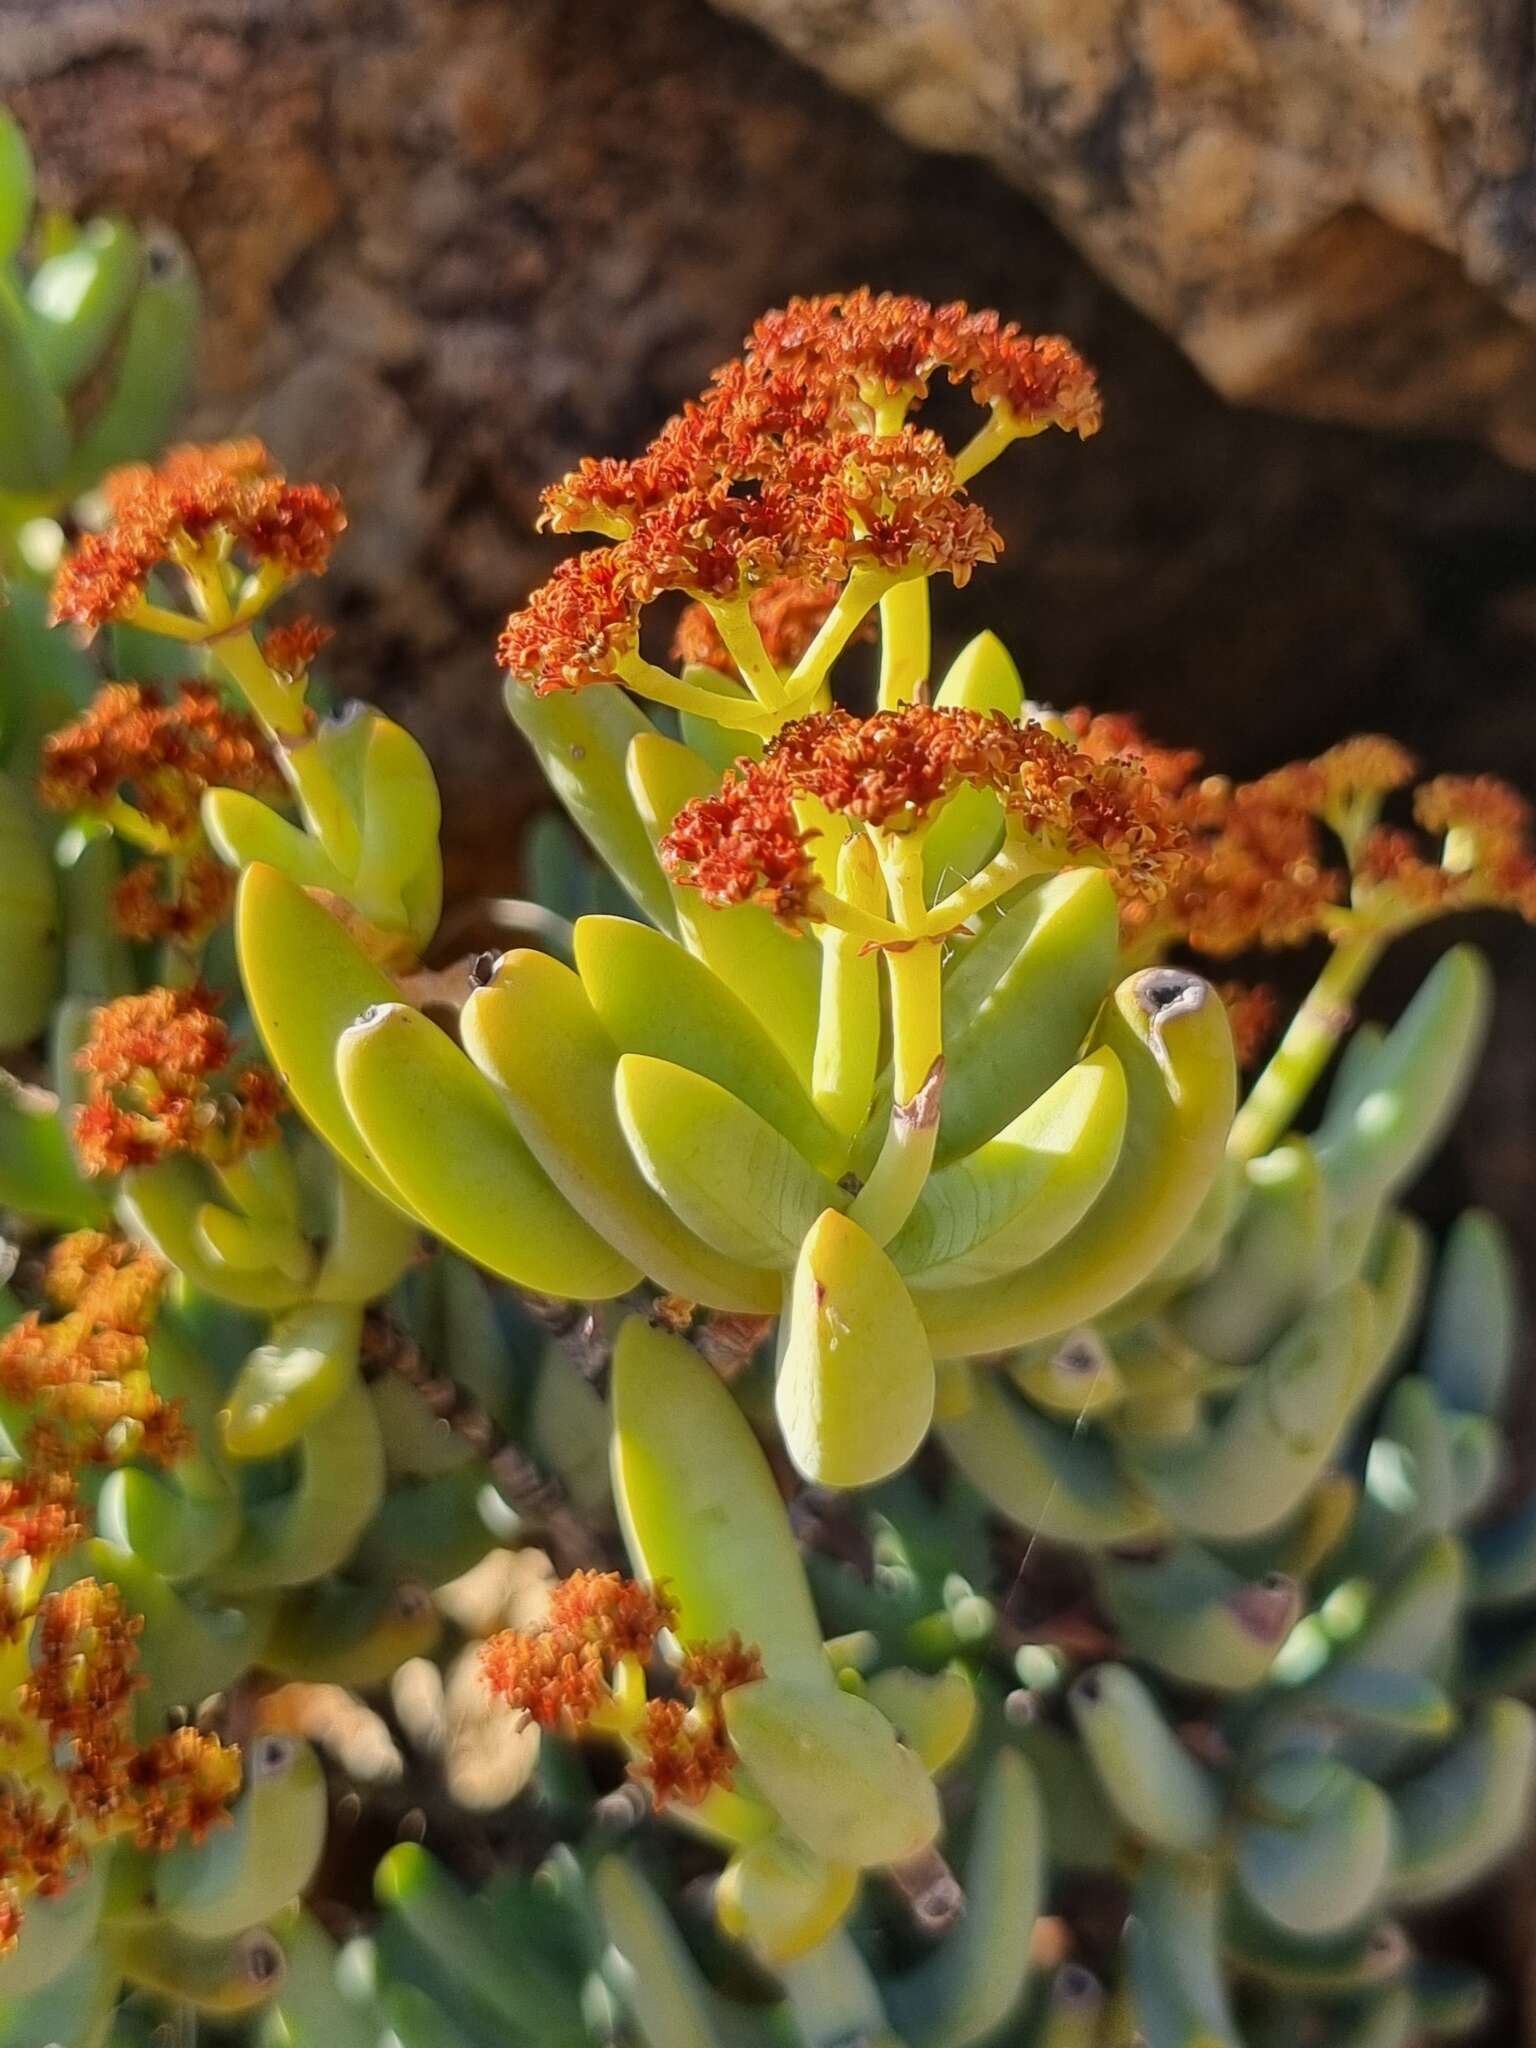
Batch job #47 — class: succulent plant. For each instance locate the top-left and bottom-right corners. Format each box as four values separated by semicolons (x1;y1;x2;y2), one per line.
2;210;1535;2048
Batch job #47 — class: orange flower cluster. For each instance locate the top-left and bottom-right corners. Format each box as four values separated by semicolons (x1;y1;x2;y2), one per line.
0;1320;175;1470
630;1697;737;1811
261;615;334;680
111;851;237;947
1158;776;1344;958
0;1468;84;1573
1358;774;1536;923
631;1632;763;1811
39;680;286;946
51;440;345;633
39;683;280;840
0;1583;240;1945
661;706;1187;927
1076;715;1536;955
481;1574;762;1811
482;1571;679;1730
746;291;1102;431
73;984;284;1177
504;294;1092;697
673;577;858;676
0;1231;184;1471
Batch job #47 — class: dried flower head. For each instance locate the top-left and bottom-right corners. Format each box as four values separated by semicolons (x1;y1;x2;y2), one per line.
39;682;283;842
73;984;283;1176
52;441;346;632
629;1697;737;1810
662;707;1185;926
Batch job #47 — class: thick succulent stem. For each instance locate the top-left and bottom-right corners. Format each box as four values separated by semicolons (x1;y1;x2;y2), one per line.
1229;929;1385;1161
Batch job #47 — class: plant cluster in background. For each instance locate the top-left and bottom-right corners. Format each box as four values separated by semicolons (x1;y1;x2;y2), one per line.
3;97;1536;2048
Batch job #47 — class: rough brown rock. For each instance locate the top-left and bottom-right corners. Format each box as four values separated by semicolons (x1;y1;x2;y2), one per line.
710;0;1536;463
6;0;1535;888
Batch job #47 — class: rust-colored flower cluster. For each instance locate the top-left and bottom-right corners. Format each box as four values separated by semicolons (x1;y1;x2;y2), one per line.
481;1573;762;1812
261;615;334;681
1076;715;1536;957
502;295;1095;698
745;291;1102;433
629;1697;738;1810
482;1570;679;1731
110;852;238;948
50;439;345;634
73;983;284;1177
661;705;1187;928
39;683;280;840
0;1581;240;1946
0;1467;85;1574
39;681;286;945
0;1232;185;1474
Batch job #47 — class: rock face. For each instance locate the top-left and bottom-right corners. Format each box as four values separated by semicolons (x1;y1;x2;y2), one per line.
6;0;1535;896
711;0;1536;464
2;0;1535;2021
